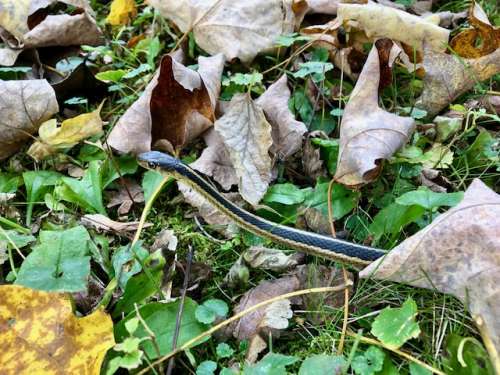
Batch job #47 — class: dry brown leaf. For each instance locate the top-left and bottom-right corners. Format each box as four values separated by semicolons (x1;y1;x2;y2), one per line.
256;75;307;160
334;41;415;186
107;52;224;154
151;228;178;252
415;46;500;117
243;246;304;271
190;128;237;191
450;2;500;58
338;2;450;52
360;179;500;355
302;132;327;181
106;179;144;215
146;0;295;63
214;93;273;205
0;79;59;160
81;214;150;234
0;0;103;66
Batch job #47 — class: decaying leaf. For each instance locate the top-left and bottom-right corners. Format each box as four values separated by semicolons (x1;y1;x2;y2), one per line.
337;2;450;52
360;179;500;354
151;228;178;252
334;41;415;186
449;2;500;58
106;0;137;26
0;284;114;374
107;53;224;154
81;214;150;234
243;246;304;271
0;0;103;66
27;102;104;161
255;75;307;160
415;45;500;117
0;79;59;160
107;179;144;215
146;0;295;63
214;93;273;205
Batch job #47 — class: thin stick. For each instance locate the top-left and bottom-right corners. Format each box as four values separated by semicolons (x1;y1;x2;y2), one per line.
166;246;194;375
474;315;500;374
134;303;164;373
345;331;446;375
137;284;352;375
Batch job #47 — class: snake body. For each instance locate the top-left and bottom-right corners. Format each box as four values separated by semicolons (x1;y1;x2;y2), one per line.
138;151;386;266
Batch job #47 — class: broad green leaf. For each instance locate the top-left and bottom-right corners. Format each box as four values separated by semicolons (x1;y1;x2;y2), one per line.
195;299;229;324
380;358;400;375
197;360;217;375
352;346;385;375
216;343;235;359
310;113;337;134
223;72;263;87
299;354;346;375
293;61;334;82
142;170;167;202
371;298;421;349
369;203;425;241
122;64;151;79
263;183;306;205
443;334;494;375
95;69;127;83
311;138;339;174
101;155;138;188
114;299;207;359
23;170;62;225
112;242;149;290
0;173;21;193
396;188;463;211
275;33;311;47
244;353;299;375
58;161;106;214
0;230;35;249
15;226;91;292
409;363;431;375
457;130;499;170
303;181;359;220
290;89;313;124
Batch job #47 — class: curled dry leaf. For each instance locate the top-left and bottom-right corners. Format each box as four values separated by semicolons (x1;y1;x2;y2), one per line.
0;79;59;160
337;2;450;52
81;214;150;234
360;179;500;356
107;53;224;154
107;179;144;215
0;0;103;66
334;42;415;186
243;246;305;272
214;93;273;205
151;228;178;252
416;46;500;117
0;284;114;374
146;0;295;63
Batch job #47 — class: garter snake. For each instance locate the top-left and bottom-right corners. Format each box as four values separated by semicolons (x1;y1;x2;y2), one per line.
138;151;386;266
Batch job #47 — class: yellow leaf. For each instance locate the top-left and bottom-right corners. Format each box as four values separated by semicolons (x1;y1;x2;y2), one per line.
0;284;115;375
0;0;31;40
28;103;104;161
106;0;137;26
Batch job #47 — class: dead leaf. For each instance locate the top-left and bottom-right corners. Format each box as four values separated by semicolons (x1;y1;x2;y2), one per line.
81;214;150;234
106;0;137;26
415;45;500;117
146;0;295;63
27;102;104;161
0;0;103;66
360;179;500;353
450;2;500;58
256;75;307;160
214;93;273;205
338;2;450;52
151;228;178;252
223;256;250;288
334;41;415;186
302;132;327;181
0;79;59;160
107;179;144;215
0;284;114;374
243;246;304;271
107;52;224;154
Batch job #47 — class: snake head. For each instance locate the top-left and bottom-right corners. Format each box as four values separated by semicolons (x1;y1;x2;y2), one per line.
137;151;181;171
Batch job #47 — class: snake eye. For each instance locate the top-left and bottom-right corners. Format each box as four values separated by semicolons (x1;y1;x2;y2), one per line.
148;161;157;168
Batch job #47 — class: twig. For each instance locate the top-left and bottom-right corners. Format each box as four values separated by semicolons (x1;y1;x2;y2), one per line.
474;314;500;374
134;303;164;373
137;284;352;375
166;246;194;375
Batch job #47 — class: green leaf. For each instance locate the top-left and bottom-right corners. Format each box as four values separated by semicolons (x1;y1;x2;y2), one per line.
15;226;91;292
244;353;299;375
409;363;431;375
0;230;35;249
216;343;235;359
443;334;494;375
223;72;263;87
379;358;400;375
396;189;463;211
122;64;151;79
195;299;229;324
101;155;138;188
458;130;499;170
95;69;127;83
221;368;238;375
23;170;62;225
310;113;336;134
263;183;306;205
290;89;313;124
58;161;106;214
303;181;359;220
371;298;421;349
352;346;386;375
142;170;166;202
293;61;334;82
369;203;425;241
0;173;22;193
275;33;311;47
114;299;207;359
197;360;217;375
299;354;346;375
112;242;149;290
311;138;339;174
